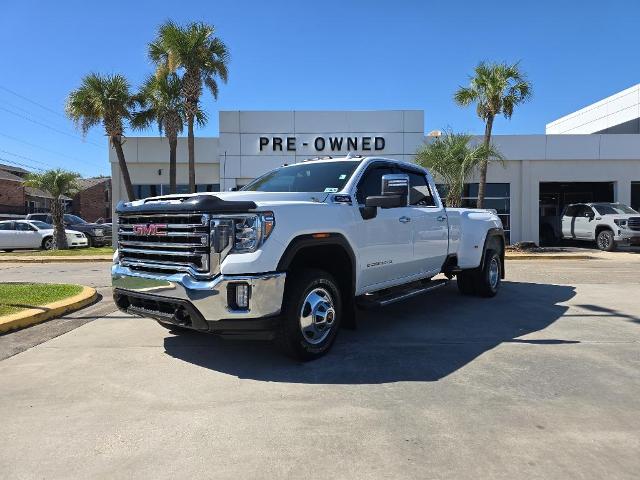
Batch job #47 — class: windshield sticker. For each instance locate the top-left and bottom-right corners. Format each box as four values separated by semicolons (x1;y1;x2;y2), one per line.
324;187;339;193
338;174;347;179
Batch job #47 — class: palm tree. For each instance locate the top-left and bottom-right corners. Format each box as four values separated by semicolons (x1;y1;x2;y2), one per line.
66;73;137;201
454;61;532;208
149;21;229;193
24;169;80;250
132;72;185;194
415;131;503;208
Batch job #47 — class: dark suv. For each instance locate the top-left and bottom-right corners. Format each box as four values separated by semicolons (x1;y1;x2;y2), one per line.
26;213;112;247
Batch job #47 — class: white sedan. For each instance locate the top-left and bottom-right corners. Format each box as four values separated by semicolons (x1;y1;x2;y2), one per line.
0;220;89;251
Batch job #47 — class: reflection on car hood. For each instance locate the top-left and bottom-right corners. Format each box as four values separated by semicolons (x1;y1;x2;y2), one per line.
600;214;639;220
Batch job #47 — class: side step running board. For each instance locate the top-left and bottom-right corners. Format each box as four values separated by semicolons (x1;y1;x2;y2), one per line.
357;279;449;309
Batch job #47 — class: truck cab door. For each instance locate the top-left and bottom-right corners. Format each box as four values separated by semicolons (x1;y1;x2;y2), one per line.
355;164;415;290
571;205;594;239
401;169;449;275
561;205;578;238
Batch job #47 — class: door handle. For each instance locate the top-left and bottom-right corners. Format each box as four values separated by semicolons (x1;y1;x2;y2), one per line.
399;216;411;223
436;215;446;222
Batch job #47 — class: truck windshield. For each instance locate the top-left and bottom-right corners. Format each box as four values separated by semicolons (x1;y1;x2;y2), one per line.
592;203;638;215
242;161;359;193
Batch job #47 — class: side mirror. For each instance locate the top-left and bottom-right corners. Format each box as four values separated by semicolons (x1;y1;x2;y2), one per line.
365;174;409;209
585;211;594;219
228;187;238;192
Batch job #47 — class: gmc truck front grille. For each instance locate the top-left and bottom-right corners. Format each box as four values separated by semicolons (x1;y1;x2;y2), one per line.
628;217;640;231
118;213;210;275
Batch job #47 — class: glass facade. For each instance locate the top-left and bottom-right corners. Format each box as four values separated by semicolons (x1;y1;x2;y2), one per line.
632;182;640;212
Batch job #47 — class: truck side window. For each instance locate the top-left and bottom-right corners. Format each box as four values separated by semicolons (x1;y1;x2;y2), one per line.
564;205;578;217
356;166;395;204
403;170;436;207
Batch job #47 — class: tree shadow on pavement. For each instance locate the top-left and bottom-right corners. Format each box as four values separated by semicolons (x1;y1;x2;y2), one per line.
163;281;576;384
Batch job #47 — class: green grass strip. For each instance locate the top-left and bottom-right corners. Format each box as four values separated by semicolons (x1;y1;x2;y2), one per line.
0;283;84;316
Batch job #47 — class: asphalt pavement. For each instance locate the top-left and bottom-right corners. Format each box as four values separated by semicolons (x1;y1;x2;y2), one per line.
0;258;639;479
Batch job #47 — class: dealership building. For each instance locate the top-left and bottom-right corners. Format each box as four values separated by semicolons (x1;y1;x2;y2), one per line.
110;85;640;244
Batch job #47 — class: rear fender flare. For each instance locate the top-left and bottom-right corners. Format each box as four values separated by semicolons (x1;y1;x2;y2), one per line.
480;228;505;279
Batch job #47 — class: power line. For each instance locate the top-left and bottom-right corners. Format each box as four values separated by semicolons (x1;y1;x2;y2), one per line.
0;148;50;167
0;84;68;119
0;131;87;162
0;105;102;148
0;155;44;172
0;133;105;169
0;98;104;145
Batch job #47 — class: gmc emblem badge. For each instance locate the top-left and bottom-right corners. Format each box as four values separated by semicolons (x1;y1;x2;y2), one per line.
132;223;168;236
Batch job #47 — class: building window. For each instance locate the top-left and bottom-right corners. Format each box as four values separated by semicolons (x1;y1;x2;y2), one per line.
436;183;511;244
133;184;220;198
632;182;640;212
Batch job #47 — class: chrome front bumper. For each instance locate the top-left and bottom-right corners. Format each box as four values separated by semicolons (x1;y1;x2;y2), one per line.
111;264;286;322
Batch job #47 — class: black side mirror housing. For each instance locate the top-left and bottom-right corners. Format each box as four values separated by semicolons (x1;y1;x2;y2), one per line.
365;195;406;209
364;174;409;210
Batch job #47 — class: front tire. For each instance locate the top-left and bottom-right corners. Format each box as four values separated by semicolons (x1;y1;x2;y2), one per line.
277;268;342;361
42;237;54;250
596;229;615;251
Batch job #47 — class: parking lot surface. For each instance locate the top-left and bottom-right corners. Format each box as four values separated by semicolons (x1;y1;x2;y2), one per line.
1;258;639;479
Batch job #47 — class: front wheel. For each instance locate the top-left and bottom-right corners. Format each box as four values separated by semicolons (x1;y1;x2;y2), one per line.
42;237;54;250
277;268;342;361
596;229;615;251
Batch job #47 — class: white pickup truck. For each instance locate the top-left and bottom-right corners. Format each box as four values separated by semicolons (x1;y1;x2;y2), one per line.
112;156;505;360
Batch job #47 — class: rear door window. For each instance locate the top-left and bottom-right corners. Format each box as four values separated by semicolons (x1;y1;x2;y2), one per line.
399;169;436;207
564;205;578;217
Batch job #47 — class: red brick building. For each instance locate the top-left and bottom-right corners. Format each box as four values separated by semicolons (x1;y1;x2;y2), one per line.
0;168;27;216
72;177;112;222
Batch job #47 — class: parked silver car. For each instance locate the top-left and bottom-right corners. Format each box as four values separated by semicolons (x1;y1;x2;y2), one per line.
0;220;88;251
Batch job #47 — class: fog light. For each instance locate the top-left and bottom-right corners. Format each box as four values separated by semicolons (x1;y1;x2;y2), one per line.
235;283;250;309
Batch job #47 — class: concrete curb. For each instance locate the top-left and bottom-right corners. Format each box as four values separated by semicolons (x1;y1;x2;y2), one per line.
0;256;112;263
505;254;593;260
0;286;98;333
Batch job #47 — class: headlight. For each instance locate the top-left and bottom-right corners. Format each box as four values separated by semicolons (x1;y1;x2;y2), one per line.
614;219;628;228
210;212;275;254
93;228;104;236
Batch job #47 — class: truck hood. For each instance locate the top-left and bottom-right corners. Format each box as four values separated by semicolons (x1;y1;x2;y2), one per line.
139;191;331;208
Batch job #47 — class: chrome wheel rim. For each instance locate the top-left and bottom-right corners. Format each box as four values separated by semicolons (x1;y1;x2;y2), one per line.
299;287;336;345
598;233;610;250
488;257;499;289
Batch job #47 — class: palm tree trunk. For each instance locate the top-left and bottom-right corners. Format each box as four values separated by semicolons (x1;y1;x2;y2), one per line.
51;198;68;249
112;136;136;201
169;134;177;194
477;115;494;209
187;115;196;193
